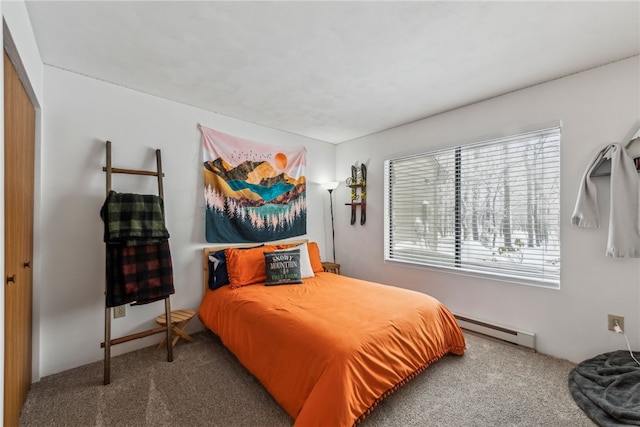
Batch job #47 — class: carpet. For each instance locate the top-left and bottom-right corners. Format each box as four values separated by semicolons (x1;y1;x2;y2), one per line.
21;331;594;426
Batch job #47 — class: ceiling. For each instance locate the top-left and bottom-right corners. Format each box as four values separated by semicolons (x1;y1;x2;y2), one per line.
25;1;640;144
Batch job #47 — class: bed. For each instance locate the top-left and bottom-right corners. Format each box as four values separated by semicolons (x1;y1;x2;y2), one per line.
198;240;466;426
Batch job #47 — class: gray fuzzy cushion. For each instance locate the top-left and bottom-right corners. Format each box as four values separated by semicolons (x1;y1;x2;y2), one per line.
569;350;640;426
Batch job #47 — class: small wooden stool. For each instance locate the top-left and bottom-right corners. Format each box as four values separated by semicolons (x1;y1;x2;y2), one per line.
321;262;341;275
155;309;195;349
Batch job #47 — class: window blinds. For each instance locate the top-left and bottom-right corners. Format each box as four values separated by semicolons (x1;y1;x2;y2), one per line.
384;127;561;287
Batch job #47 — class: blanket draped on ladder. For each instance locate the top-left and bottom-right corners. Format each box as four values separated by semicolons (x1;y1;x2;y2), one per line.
100;191;174;307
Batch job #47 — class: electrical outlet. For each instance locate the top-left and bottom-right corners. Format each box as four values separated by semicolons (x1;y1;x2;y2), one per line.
114;305;126;319
607;314;624;332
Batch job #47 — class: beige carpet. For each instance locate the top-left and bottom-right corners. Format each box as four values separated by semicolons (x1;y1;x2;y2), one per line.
20;330;594;426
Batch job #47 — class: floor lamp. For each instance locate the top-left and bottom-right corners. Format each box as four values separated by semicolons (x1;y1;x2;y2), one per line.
321;181;339;262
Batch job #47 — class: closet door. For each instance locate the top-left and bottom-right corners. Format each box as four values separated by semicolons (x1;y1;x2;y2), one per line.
4;51;35;427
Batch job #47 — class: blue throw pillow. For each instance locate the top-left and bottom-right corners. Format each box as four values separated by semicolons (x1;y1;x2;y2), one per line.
208;249;229;290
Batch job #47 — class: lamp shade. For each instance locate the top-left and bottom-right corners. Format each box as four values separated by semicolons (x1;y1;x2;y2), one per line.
321;181;339;191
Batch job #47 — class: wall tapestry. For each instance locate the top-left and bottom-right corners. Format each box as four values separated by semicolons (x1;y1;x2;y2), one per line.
200;125;307;243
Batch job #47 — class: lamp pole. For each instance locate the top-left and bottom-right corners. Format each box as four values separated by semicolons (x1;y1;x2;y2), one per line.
322;181;339;263
328;188;336;263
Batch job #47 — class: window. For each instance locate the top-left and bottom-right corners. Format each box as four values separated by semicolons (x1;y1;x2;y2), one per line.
384;127;561;287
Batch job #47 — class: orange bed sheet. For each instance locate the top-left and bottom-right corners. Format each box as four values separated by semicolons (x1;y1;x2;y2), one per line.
198;272;465;426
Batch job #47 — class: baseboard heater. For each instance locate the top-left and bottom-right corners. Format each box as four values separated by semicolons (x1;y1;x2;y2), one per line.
454;315;536;351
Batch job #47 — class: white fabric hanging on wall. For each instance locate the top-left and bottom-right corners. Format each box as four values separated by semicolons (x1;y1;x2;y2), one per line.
571;142;640;258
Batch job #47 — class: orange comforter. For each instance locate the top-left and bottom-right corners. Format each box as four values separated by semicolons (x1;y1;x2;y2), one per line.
198;272;465;426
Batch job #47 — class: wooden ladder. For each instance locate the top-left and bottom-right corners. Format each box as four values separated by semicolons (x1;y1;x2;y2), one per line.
101;140;173;385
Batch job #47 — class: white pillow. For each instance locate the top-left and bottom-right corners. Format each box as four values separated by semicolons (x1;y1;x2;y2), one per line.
275;243;314;278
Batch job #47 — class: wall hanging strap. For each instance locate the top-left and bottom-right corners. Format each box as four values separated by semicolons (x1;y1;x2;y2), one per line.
590;121;640;177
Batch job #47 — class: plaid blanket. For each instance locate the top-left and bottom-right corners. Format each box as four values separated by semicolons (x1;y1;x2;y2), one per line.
100;191;169;245
105;241;174;307
101;191;174;306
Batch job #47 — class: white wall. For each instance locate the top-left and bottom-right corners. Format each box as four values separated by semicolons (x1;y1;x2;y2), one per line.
38;65;336;377
335;56;640;363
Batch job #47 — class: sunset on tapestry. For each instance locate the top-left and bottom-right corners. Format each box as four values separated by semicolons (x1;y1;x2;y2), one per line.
200;125;307;243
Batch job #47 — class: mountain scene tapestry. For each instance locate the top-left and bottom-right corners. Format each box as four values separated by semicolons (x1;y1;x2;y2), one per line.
200;125;307;243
